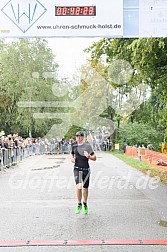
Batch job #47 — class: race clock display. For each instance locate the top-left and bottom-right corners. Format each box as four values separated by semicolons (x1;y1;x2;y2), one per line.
55;6;96;16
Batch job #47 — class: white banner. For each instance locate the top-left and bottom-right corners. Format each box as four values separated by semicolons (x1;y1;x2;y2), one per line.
139;0;167;37
0;0;123;37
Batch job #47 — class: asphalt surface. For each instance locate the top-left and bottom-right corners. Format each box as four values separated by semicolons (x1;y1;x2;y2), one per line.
0;151;167;251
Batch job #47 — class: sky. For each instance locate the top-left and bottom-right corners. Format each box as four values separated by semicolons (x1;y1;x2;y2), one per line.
47;37;100;80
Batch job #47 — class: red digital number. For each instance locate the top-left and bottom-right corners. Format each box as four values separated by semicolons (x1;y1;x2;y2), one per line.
56;6;95;16
83;6;88;15
75;6;80;15
56;7;62;16
62;7;67;15
89;6;94;15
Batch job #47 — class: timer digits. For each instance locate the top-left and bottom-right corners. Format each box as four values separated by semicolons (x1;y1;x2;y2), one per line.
55;6;96;16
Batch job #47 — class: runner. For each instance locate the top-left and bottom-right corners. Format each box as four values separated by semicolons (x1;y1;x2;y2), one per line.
70;131;96;214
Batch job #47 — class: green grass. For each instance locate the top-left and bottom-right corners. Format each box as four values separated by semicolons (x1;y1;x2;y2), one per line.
110;150;167;183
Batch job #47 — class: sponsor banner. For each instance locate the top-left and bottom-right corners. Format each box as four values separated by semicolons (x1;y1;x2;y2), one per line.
0;0;123;37
1;0;167;38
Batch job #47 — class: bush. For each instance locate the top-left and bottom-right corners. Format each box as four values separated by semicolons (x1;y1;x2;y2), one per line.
116;122;163;151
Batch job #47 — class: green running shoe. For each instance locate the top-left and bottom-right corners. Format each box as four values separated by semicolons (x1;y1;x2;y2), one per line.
83;204;88;214
75;204;82;214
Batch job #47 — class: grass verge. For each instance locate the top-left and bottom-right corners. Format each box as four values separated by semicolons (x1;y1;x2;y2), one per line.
111;150;167;184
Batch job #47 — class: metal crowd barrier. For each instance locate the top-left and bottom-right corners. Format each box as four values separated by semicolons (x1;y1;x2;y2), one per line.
0;142;70;170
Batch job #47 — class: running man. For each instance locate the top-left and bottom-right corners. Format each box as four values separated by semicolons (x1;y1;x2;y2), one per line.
70;131;96;214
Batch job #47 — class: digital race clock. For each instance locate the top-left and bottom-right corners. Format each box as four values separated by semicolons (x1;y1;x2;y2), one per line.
55;6;96;16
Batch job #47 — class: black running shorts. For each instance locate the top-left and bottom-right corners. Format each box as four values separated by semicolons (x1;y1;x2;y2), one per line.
74;167;90;188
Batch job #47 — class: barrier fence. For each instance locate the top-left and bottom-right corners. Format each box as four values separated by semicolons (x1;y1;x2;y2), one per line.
0;142;70;170
125;146;167;167
0;137;110;171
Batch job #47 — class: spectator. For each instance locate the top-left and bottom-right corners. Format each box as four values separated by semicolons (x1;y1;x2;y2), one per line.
122;142;127;154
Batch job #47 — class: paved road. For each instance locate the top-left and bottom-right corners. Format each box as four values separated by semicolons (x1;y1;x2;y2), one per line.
0;151;167;252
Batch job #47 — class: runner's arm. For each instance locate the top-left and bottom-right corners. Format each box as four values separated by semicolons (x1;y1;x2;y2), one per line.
84;151;96;161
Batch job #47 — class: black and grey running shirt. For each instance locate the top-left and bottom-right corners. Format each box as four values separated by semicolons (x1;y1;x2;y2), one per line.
71;142;94;169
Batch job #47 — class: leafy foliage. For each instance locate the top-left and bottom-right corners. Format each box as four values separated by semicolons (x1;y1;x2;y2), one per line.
116;122;163;151
85;38;167;148
0;38;71;137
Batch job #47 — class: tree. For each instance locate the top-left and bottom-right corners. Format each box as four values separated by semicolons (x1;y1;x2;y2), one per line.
0;38;59;136
117;122;162;151
85;38;167;149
